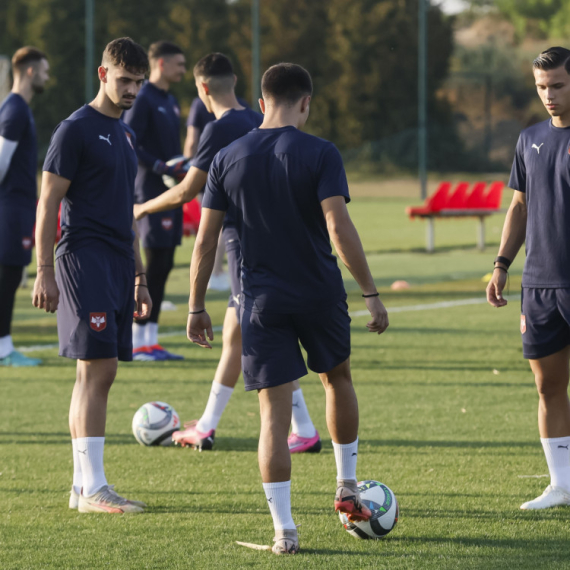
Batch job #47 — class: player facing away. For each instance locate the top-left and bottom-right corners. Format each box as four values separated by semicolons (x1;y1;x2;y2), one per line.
0;47;49;367
32;38;151;514
135;53;321;454
123;41;187;362
187;63;389;554
487;47;570;510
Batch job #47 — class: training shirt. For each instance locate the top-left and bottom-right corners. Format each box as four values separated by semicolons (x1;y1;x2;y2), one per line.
509;119;570;288
123;82;182;201
0;93;38;265
43;105;138;259
202;126;350;314
186;96;250;134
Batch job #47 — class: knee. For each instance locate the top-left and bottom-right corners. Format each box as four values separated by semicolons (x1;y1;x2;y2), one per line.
535;374;568;401
322;372;353;391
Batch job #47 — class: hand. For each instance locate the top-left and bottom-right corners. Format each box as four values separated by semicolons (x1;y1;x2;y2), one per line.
166;161;189;182
187;311;213;348
365;296;389;334
133;203;146;220
134;285;152;318
486;268;508;307
32;268;60;313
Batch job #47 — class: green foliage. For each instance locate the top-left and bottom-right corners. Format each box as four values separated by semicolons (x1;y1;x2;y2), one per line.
0;0;464;171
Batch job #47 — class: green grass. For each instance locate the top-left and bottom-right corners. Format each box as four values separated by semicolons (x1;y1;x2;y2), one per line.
4;195;570;569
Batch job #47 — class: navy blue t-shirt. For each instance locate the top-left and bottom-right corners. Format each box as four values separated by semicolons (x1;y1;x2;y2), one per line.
43;105;138;259
123;82;182;201
186;97;249;132
202;126;350;313
0;93;37;265
509;119;570;288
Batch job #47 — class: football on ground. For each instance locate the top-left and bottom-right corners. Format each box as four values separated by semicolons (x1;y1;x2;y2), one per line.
132;401;180;446
339;480;399;539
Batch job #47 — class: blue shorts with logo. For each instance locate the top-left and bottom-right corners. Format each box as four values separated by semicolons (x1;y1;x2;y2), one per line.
0;201;35;266
223;226;242;316
521;287;570;360
55;245;135;361
240;299;351;391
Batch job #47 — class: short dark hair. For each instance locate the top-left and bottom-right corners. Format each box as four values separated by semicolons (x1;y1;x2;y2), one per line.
148;41;184;61
11;46;47;72
193;53;234;79
102;37;149;75
533;47;570;74
261;63;313;104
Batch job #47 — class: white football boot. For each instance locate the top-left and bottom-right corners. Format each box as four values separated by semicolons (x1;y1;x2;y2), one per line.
520;485;570;510
70;485;146;510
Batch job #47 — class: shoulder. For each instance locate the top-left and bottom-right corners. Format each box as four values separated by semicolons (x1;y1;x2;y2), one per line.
519;120;550;143
0;94;29;119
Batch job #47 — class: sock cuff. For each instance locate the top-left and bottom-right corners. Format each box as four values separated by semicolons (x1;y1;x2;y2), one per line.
262;481;291;491
75;437;105;445
212;382;234;396
541;436;570;444
332;438;358;449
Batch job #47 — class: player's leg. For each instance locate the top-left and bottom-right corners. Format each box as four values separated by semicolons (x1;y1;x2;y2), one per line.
289;378;321;453
173;306;241;449
521;346;570;509
258;382;299;554
0;263;40;366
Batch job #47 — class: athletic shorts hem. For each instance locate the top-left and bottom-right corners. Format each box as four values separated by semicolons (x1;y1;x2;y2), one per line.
59;345;132;362
307;349;351;374
523;338;570;360
244;372;307;392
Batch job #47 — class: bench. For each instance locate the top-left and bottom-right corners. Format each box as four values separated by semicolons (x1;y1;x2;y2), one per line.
406;181;505;252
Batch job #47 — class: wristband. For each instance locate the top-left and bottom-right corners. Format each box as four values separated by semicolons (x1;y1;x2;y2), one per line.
494;266;508;273
135;284;148;288
362;292;379;298
494;255;512;269
188;309;206;314
135;272;146;278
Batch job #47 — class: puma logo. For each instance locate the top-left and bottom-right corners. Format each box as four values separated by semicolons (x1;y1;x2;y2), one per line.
99;134;112;146
532;143;544;154
558;445;569;450
351;452;357;457
267;497;273;503
78;449;87;455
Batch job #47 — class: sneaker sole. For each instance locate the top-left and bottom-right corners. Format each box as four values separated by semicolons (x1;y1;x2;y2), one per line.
173;437;214;451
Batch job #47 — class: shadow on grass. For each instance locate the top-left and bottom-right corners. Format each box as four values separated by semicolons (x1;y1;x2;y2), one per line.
362;439;537;449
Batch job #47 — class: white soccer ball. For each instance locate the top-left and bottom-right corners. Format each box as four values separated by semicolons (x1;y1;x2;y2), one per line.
339;480;399;539
132;401;180;446
161;155;191;188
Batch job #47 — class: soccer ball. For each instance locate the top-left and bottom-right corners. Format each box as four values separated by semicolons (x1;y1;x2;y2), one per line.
339;480;399;539
132;401;180;446
162;155;191;188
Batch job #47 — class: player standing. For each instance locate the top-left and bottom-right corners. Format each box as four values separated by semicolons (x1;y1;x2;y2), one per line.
123;41;187;361
187;63;389;553
32;38;151;513
488;47;570;509
0;47;49;367
135;53;321;454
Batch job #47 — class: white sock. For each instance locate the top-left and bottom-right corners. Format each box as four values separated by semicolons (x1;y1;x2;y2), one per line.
132;323;147;349
291;388;316;438
262;481;296;530
332;438;359;482
71;439;82;494
146;322;159;347
0;335;14;359
75;437;107;497
196;382;234;433
541;436;570;492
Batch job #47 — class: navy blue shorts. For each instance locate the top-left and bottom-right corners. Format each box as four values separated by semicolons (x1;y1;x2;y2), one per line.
521;287;570;360
0;202;35;266
223;226;242;316
240;299;351;391
56;246;135;361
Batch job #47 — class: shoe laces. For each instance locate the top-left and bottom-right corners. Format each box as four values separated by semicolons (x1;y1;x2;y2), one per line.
183;419;199;429
96;486;128;506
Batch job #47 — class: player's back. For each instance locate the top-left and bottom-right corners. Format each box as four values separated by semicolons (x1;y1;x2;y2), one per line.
204;126;349;314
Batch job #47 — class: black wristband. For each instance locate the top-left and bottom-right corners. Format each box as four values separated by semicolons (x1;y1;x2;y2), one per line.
494;266;508;273
362;292;379;298
188;309;206;314
135;272;146;278
494;255;512;269
135;284;148;288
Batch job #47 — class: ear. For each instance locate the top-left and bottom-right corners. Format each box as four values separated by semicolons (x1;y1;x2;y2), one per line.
98;66;108;83
259;98;266;114
158;57;165;72
233;74;238;87
300;95;311;113
201;81;210;96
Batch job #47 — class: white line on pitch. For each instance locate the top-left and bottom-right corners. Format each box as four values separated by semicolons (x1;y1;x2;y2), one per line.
18;295;520;353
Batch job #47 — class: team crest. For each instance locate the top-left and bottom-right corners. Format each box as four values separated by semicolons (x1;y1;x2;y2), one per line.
173;105;180;117
161;217;173;231
22;237;32;250
520;315;526;334
90;312;107;332
125;131;134;150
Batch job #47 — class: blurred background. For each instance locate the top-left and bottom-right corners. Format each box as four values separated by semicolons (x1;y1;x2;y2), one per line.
1;0;567;186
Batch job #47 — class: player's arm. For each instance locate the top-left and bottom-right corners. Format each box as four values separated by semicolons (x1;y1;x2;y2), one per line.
486;190;527;308
134;166;207;219
183;125;200;158
321;196;389;334
186;207;225;348
32;172;70;313
0;137;18;185
132;219;152;319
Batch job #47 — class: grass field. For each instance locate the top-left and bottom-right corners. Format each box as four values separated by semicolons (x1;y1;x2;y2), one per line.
3;189;570;569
